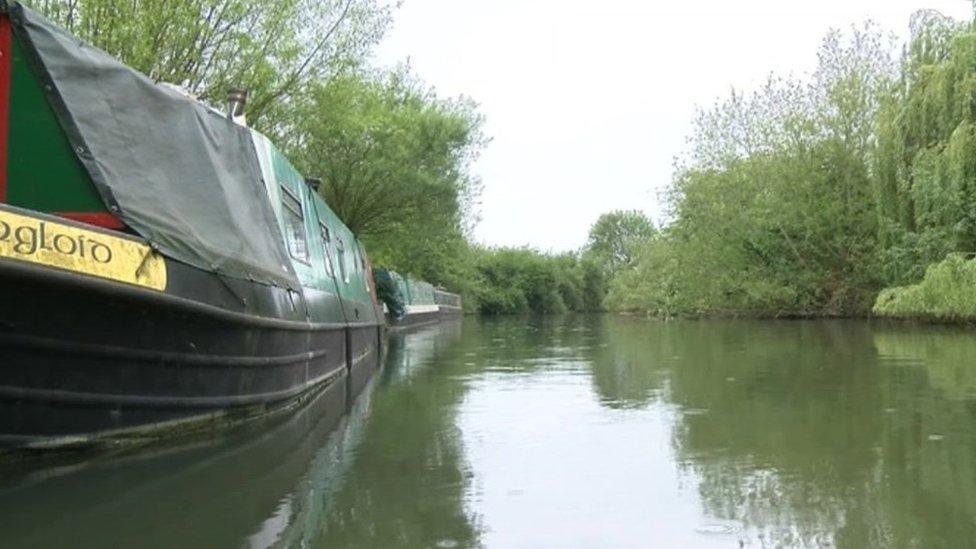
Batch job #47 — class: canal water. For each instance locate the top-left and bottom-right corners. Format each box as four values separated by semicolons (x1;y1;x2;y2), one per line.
1;315;975;548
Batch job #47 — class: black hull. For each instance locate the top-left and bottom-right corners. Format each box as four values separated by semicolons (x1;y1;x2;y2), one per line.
438;305;463;319
0;257;382;449
390;309;441;331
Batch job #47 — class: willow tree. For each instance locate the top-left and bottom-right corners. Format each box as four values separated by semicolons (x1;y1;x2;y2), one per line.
289;70;487;289
874;11;976;286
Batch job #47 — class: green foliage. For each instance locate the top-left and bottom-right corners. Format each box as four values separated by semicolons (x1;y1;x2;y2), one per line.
285;70;486;296
873;254;976;320
584;210;655;273
606;17;976;320
28;0;393;131
579;257;606;311
873;11;976;287
470;247;601;315
578;210;655;313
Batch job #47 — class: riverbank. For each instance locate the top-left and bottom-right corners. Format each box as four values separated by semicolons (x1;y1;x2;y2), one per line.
611;304;976;326
872;254;976;323
613;308;853;320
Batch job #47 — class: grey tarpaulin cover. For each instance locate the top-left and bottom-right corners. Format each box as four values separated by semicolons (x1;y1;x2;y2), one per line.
8;3;300;289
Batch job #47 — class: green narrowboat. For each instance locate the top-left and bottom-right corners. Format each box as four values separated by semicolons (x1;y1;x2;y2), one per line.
374;270;464;329
0;2;394;448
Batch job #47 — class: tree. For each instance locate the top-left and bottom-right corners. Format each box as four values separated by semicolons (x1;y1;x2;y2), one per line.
290;70;485;238
873;11;975;286
606;23;897;316
28;0;394;130
584;210;656;272
285;70;487;292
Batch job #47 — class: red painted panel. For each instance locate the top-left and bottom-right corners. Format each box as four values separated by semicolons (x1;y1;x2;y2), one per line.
0;16;11;203
56;212;126;230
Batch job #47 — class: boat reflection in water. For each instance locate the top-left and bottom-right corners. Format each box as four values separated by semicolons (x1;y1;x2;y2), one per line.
0;321;462;549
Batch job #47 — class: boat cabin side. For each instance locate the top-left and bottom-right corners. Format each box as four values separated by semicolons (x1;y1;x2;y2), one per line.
0;12;121;229
250;132;380;326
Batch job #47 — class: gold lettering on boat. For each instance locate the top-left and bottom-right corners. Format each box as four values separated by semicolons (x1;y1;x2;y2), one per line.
0;209;167;291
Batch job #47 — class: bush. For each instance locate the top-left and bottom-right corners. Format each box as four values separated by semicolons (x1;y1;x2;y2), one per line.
470;247;603;315
873;254;976;321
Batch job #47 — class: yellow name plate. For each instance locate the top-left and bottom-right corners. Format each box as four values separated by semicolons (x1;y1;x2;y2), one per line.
0;209;167;291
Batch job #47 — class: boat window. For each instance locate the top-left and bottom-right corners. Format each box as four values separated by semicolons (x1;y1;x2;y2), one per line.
336;237;349;283
281;186;309;264
319;222;334;278
358;245;371;292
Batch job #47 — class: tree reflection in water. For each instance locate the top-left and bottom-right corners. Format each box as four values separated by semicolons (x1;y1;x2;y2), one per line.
589;316;976;548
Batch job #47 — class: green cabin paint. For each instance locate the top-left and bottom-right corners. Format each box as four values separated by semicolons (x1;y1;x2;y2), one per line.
6;29;110;218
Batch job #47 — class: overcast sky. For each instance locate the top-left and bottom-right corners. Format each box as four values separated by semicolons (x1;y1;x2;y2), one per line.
376;0;973;252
